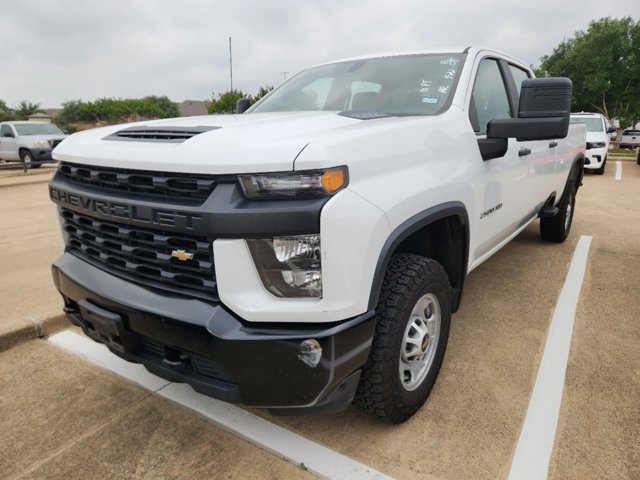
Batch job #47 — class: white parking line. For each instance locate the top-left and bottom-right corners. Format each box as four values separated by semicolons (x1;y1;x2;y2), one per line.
508;235;593;480
615;161;622;180
49;330;392;480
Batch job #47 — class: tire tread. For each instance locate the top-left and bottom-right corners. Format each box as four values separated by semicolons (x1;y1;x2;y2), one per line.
354;253;450;423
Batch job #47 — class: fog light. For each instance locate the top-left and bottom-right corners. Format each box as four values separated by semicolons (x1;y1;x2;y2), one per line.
298;339;322;367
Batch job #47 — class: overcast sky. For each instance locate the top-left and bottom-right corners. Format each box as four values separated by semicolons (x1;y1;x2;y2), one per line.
2;0;638;108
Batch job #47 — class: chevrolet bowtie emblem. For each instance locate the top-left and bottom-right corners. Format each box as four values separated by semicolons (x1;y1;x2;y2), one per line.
171;249;194;261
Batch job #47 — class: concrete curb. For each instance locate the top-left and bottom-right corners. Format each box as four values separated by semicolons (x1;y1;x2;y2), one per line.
0;314;69;353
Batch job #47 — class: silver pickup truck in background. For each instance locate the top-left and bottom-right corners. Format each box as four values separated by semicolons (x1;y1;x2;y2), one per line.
0;121;66;168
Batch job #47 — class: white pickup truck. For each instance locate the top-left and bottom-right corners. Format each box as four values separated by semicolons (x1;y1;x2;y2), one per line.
49;46;585;423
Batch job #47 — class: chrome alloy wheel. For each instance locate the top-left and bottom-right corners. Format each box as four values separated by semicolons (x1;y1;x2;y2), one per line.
399;293;441;391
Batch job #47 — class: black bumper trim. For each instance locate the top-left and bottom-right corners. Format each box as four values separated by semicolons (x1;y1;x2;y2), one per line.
29;148;53;161
52;253;375;414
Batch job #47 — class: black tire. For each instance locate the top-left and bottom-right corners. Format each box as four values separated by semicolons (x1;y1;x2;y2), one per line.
540;172;577;242
20;150;34;169
594;156;606;175
354;253;451;423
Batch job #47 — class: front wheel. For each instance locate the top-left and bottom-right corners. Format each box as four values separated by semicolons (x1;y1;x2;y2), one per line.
20;150;34;169
354;253;451;423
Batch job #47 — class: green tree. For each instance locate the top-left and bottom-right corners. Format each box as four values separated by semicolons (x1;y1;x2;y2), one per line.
138;96;180;118
13;100;43;120
253;85;274;103
56;96;182;129
207;86;275;114
0;99;13;121
56;100;85;127
535;17;640;131
208;89;249;114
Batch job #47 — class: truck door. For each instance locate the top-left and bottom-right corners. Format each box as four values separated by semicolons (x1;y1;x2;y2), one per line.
0;124;17;160
507;64;558;209
468;58;533;262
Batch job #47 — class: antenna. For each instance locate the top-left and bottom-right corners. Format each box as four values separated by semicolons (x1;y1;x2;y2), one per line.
229;36;234;113
229;37;233;93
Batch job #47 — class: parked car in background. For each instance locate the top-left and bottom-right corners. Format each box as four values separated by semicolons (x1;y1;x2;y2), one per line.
619;129;640;150
569;112;615;175
0;121;66;168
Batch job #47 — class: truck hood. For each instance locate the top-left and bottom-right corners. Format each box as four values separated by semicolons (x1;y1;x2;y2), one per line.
53;112;362;174
585;130;608;143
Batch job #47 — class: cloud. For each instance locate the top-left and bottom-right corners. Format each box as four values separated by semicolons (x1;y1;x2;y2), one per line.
1;0;638;107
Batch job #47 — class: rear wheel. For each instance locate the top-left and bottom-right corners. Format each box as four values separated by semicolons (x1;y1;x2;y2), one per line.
354;253;451;423
540;172;576;242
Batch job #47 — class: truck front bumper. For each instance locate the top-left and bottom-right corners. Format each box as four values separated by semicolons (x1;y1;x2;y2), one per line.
29;148;54;161
583;147;607;170
52;253;375;415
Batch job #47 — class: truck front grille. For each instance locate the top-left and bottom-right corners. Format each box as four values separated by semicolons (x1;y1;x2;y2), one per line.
61;208;217;301
58;162;217;202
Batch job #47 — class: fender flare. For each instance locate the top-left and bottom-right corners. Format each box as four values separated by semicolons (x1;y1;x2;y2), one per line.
368;201;470;312
573;152;585;187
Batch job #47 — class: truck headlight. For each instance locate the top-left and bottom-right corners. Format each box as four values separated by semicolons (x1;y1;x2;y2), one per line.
238;167;348;199
586;141;606;149
247;235;322;297
33;139;49;147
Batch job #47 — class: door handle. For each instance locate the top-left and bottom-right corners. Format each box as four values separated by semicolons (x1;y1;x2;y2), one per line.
518;148;531;157
549;141;558;148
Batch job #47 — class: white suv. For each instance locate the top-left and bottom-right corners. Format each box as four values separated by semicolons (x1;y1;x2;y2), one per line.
570;112;614;175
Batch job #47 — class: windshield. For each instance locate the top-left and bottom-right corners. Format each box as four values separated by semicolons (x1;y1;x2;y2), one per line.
14;123;64;136
570;117;604;132
251;54;465;116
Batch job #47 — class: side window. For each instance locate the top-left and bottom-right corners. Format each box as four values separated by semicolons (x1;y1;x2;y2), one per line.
0;125;12;137
508;65;530;101
469;59;512;135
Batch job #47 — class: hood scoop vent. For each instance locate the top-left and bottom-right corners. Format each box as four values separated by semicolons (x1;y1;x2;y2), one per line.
104;125;220;143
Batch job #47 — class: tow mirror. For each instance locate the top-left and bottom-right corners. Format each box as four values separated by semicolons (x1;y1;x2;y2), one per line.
486;77;572;142
607;126;617;134
236;98;251;114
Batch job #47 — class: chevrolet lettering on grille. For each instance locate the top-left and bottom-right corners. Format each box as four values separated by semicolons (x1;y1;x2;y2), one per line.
49;187;202;230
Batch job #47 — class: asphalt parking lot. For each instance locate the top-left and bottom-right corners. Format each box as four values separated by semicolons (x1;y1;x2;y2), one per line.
0;159;638;479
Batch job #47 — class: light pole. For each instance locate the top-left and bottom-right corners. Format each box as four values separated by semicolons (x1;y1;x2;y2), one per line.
229;36;234;113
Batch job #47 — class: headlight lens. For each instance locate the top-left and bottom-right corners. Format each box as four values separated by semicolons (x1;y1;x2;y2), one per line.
586;141;606;149
33;139;49;147
238;166;348;199
247;234;322;297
